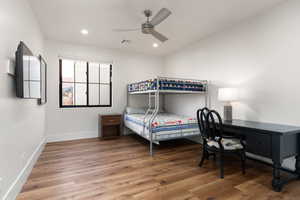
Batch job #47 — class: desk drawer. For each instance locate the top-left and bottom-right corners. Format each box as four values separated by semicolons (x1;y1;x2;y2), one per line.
246;133;271;158
102;116;121;125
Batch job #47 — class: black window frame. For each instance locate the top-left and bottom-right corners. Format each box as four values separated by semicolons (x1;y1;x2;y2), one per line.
59;59;112;108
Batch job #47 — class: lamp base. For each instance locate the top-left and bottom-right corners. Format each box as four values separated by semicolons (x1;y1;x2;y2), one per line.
224;104;232;121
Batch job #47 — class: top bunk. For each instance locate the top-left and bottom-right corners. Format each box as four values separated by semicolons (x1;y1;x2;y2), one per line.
128;77;208;94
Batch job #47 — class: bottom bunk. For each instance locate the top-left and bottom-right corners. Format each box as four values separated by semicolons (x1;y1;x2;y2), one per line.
124;108;200;154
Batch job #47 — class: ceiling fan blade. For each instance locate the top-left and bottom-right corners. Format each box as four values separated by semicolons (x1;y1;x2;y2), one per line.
150;8;172;26
112;28;139;32
150;29;168;42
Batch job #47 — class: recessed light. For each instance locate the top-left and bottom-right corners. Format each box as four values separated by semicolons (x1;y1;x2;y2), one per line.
153;43;159;48
81;29;89;35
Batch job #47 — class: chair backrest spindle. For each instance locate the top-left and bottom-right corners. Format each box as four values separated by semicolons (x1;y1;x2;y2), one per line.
206;110;224;141
197;107;210;139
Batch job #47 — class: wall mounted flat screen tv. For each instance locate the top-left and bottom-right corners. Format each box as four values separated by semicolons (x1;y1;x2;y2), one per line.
15;41;41;99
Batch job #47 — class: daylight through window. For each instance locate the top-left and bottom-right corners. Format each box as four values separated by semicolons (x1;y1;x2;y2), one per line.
59;59;112;107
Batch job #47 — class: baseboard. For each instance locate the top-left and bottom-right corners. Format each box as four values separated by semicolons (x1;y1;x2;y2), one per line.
3;139;46;200
46;131;98;143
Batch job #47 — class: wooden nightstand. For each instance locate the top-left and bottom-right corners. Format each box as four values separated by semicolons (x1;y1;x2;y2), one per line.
98;114;122;140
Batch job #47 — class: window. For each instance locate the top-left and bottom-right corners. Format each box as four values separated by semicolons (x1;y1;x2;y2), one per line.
59;59;112;107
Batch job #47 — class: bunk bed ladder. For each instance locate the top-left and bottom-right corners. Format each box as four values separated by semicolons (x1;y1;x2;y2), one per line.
142;92;154;137
143;77;160;156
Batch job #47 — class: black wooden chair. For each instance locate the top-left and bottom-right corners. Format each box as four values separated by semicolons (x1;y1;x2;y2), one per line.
197;107;216;165
197;109;246;178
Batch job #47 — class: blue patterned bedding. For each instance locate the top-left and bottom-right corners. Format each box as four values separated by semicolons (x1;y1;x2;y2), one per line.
125;113;199;133
128;78;207;92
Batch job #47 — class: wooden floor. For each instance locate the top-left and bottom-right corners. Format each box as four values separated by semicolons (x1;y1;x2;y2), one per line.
17;135;300;200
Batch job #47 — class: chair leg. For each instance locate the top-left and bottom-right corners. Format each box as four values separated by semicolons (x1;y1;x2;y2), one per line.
207;152;216;161
206;150;210;160
213;153;216;161
220;152;224;179
241;150;246;174
198;146;206;167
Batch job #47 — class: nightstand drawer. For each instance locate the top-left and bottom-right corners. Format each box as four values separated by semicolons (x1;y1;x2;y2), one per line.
102;116;121;125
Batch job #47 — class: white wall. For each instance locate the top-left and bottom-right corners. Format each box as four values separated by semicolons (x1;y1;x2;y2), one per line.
163;0;300;169
45;40;163;142
0;0;45;199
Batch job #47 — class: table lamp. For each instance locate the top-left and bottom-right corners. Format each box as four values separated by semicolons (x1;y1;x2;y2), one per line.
218;88;238;121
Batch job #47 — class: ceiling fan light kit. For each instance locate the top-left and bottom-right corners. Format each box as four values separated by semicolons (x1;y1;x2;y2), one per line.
113;8;172;43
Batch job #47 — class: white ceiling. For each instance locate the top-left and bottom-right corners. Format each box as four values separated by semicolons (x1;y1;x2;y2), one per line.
28;0;285;56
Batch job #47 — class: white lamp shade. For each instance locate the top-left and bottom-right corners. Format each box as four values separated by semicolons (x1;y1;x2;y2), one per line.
218;88;238;102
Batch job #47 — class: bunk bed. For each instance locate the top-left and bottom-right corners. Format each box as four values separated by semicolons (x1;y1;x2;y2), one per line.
125;77;208;156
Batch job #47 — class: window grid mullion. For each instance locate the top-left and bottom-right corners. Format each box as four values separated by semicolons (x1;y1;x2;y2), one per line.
73;62;76;105
87;62;89;106
110;64;112;106
59;59;62;107
28;57;31;97
62;81;87;84
87;82;109;84
99;63;101;105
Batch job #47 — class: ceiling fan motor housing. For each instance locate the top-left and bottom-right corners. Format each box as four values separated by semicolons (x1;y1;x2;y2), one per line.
144;10;152;18
142;23;154;34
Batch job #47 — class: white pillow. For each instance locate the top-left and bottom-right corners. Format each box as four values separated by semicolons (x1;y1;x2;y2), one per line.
126;107;146;114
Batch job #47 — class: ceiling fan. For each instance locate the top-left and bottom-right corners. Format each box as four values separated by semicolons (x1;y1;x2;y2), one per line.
113;8;172;42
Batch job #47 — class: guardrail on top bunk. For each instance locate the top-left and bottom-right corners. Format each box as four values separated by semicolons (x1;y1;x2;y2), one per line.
127;76;208;156
128;76;208;94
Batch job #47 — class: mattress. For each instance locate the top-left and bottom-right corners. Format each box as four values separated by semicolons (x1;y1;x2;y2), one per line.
128;78;206;93
124;113;200;141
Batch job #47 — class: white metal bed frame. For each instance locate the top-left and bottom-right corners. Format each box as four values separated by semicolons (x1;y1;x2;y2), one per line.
126;76;209;156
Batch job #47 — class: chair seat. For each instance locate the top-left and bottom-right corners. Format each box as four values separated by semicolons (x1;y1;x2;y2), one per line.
207;138;243;150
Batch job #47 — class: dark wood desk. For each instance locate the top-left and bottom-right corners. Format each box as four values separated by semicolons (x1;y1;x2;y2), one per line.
222;119;300;192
